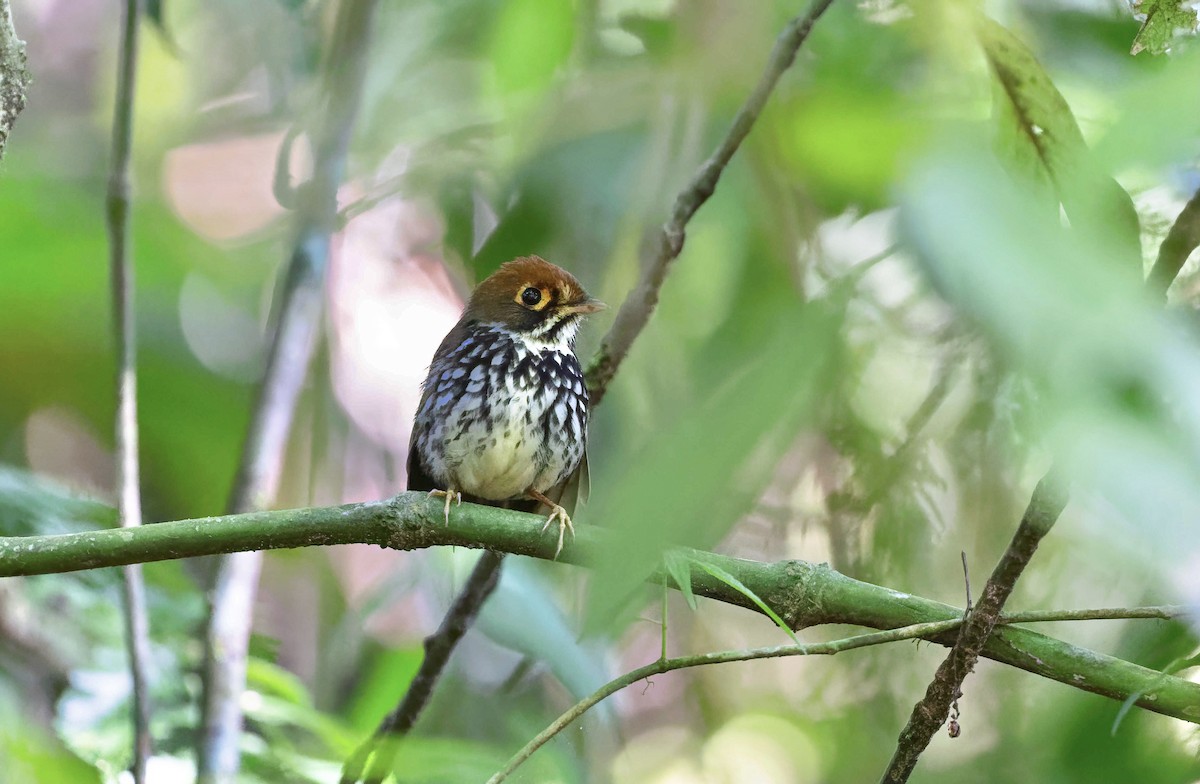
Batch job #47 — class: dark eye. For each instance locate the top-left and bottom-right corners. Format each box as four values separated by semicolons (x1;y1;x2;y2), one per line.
521;287;542;306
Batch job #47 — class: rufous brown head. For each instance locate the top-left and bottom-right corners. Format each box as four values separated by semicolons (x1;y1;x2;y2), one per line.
465;256;605;343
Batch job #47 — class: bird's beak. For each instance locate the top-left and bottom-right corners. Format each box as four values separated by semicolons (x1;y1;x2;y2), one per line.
559;297;606;316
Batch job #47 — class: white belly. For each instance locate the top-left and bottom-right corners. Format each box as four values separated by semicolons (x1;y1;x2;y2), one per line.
442;384;562;500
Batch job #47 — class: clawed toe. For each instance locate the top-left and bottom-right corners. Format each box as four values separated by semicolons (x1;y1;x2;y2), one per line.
428;488;461;526
540;504;574;559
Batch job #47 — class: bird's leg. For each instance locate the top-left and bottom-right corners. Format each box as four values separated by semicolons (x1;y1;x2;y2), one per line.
527;487;574;559
428;488;461;526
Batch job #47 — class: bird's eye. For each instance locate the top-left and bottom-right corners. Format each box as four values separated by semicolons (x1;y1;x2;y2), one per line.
521;287;542;306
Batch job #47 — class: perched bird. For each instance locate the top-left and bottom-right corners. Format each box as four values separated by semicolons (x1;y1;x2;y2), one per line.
408;256;604;555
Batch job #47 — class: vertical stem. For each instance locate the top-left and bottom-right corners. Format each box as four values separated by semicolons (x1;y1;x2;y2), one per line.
196;2;381;781
660;582;668;661
106;0;152;781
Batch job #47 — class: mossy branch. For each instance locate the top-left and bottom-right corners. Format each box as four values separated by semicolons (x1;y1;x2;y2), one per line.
1;491;1197;725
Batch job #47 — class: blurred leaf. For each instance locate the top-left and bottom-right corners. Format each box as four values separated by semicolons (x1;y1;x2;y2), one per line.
1130;0;1198;55
344;646;424;733
489;0;576;98
776;89;923;212
247;694;354;753
388;736;512;784
1091;47;1200;171
247;657;310;706
248;632;283;667
0;466;115;536
583;302;839;634
617;14;676;60
1111;647;1200;734
478;558;611;709
143;0;180;54
900;144;1200;564
696;561;798;644
0;717;102;784
663;549;697;611
146;0;165;31
977;15;1141;272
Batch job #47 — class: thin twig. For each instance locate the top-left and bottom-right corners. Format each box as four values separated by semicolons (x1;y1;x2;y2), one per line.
0;0;29;160
487;601;1188;784
585;0;838;406
197;3;381;782
341;4;839;780
961;552;971;612
489;602;1188;783
106;1;152;780
999;606;1186;623
490;619;966;783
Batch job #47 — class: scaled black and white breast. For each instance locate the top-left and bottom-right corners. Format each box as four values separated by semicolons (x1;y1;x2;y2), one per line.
412;323;588;502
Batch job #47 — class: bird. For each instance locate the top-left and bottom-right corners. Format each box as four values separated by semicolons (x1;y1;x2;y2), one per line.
408;256;604;556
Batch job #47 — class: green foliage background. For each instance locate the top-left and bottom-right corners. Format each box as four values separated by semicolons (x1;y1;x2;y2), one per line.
1;0;1199;782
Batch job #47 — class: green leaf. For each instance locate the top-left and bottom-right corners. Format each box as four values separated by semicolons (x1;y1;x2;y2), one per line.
1111;648;1200;734
344;646;424;733
489;0;576;97
478;558;612;710
977;15;1141;273
0;466;116;536
663;550;697;611
246;657;311;706
144;0;172;44
900;146;1200;562
697;561;798;644
1130;0;1199;55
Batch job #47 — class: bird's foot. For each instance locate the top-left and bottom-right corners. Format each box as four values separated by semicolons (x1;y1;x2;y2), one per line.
540;504;575;559
428;488;461;526
527;488;574;559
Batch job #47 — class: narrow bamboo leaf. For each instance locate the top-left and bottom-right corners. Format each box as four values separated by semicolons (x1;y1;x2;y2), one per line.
1110;688;1144;736
663;550;697;611
697;561;798;644
1111;648;1200;734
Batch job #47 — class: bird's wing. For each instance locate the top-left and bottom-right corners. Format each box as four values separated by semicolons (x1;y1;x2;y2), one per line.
406;371;439;493
540;450;589;516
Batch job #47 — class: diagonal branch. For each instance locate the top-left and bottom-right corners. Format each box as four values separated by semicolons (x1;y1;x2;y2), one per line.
1;493;1197;725
1147;185;1200;304
585;0;837;406
345;551;506;784
197;2;381;782
105;1;152;780
879;474;1069;783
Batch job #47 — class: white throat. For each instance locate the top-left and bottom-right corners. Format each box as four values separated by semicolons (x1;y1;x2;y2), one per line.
490;318;579;354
